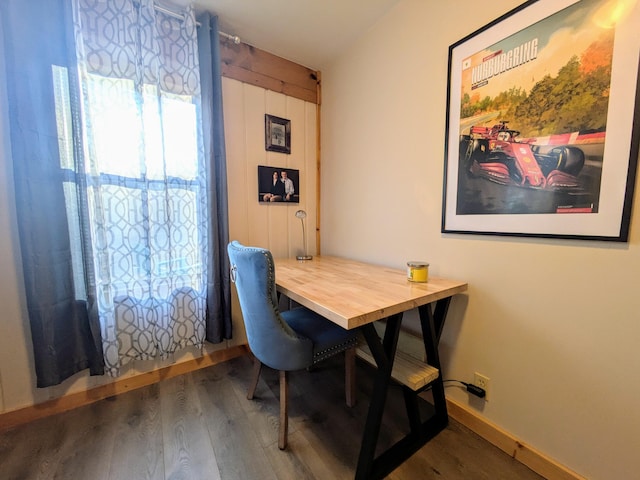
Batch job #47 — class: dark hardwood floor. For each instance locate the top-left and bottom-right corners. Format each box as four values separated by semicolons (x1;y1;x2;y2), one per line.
0;354;544;479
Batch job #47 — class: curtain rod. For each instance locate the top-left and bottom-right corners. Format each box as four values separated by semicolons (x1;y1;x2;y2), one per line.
154;4;241;44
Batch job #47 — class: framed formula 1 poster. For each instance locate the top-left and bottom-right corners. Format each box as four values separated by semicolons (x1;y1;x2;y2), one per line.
442;0;640;241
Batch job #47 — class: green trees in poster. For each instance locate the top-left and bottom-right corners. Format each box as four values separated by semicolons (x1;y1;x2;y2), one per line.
460;31;614;137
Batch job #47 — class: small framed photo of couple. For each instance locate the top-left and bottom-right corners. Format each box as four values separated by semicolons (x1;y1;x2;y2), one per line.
265;114;291;154
258;166;300;203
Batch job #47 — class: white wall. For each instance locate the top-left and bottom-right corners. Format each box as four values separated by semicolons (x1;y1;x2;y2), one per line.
320;1;640;479
0;12;40;414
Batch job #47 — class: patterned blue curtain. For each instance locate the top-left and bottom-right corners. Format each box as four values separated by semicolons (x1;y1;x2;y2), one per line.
71;0;219;376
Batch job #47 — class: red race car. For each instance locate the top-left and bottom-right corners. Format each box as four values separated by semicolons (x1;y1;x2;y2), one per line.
460;121;585;190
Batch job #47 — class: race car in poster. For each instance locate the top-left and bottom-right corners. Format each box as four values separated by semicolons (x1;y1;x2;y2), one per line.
459;121;586;191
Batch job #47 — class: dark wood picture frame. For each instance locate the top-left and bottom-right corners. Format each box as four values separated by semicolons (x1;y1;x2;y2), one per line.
265;114;291;154
441;0;640;242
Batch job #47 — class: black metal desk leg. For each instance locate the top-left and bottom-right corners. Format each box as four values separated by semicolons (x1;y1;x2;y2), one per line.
418;299;450;418
432;297;452;344
355;314;402;480
403;386;422;434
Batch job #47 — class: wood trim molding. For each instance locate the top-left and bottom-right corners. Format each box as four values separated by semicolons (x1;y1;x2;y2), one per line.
0;344;249;432
315;70;322;254
446;398;585;480
219;38;319;104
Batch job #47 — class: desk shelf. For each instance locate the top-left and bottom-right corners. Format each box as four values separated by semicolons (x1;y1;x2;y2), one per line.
356;344;439;391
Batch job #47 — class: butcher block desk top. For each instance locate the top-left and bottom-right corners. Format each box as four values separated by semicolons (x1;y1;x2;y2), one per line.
274;256;468;330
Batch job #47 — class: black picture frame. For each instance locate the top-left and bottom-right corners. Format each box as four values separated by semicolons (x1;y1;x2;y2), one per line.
258;166;300;203
265;114;291;154
442;0;640;241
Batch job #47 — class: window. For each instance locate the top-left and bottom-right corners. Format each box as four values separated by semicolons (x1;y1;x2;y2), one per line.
3;0;230;387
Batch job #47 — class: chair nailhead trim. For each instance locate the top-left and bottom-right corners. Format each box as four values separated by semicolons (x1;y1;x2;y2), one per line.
312;338;358;364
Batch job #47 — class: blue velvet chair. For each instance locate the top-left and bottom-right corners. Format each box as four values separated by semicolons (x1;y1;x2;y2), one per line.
227;241;357;449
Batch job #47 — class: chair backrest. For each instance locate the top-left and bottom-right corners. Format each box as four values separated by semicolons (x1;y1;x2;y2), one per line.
227;241;312;371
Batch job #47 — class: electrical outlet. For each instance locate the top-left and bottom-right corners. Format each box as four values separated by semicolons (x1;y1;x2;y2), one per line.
474;372;490;401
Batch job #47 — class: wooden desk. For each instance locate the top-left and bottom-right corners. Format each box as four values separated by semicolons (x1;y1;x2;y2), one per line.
274;256;468;480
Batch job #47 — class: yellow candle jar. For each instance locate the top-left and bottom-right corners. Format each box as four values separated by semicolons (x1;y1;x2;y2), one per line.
407;261;429;283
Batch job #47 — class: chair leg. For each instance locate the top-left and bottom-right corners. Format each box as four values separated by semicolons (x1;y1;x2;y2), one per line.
278;370;289;450
345;346;356;407
247;356;262;400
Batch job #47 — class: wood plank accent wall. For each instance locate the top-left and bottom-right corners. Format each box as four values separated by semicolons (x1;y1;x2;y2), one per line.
219;39;319;104
219;37;321;258
222;78;318;260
